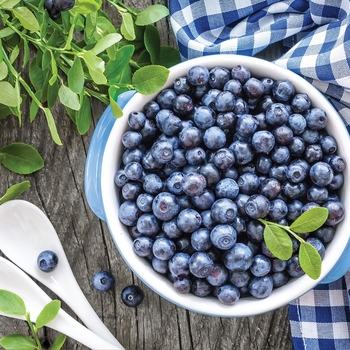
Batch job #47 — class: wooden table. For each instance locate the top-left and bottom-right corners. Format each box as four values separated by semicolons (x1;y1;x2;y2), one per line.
0;1;293;349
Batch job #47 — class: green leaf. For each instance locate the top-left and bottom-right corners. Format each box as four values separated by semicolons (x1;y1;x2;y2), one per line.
42;108;62;146
85;11;97;40
70;0;101;14
36;300;61;328
132;65;169;94
0;180;30;204
29;55;45;91
144;25;160;64
0;104;12;119
91;33;122;55
76;94;92;134
109;87;123;118
0;60;8;80
0;81;19;107
51;334;66;350
135;4;169;26
0;142;44;174
22;37;30;67
9;45;19;64
0;0;21;9
159;46;181;68
0;334;36;350
0;290;26;316
290;207;329;233
299;242;322;280
29;91;41;122
78;51;107;85
12;7;40;32
58;84;80;111
68;57;84;94
0;27;14;38
263;224;293;260
105;45;134;83
120;12;135;41
47;80;59;108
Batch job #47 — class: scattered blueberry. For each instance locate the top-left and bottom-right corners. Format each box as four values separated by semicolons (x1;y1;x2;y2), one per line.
121;285;144;307
37;250;59;273
92;271;115;292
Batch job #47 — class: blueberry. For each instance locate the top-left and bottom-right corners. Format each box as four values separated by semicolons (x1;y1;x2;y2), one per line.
190;228;212;251
323;200;345;226
328;173;344;191
157;88;177;109
309;162;334;186
201;210;216;230
215;178;239;199
320;135;337;155
213;148;235;169
193;105;216;129
287;255;305;277
250;254;271;277
199;163;221;187
271;145;291;164
233;97;249;115
256;156;273;174
177;208;202;233
237;172;260;195
52;0;74;11
286;200;303;221
128;111;146;131
286;159;309;183
266;103;290;127
268;199;288;221
165;172;184;195
152;237;176;260
202;89;221;109
243;77;264;99
185;147;206;165
122;131;142;149
136;193;154;212
168;252;191;277
305;108;327;130
162;218;182;239
244;194;270;219
269;164;288;182
143;173;163;194
124;162;143;181
37;250;59;273
178;126;202;150
121;285;144;307
172;276;191;294
271;258;288;273
118;200;142;226
223;243;254;272
272;79;295;102
189;252;215;278
234;193;250;217
203;126;226;150
288;113;307;135
258;177;281;200
291;93;311;113
273;125;293;145
307;185;328;204
152;192;180;221
143;100;160;119
121;181;142;201
136;213;160;236
282;181;307;200
248;276;274;299
133;236;153;257
210;224;237;250
216;111;236;129
152;257;169;274
114;169;129;187
251;130;275;154
211;198;238;223
314;226;335;244
181;172;207;197
223;79;242;96
206;263;229;287
236;114;259;138
228;270;251;288
231;65;251;84
246;220;265;242
301;128;320;144
142;151;162;171
150;140;174;164
122;148;144;165
216;284;240;305
191;189;215;210
215;91;236;112
306;237;325;259
191;278;213;297
271;272;289;288
209;66;231;89
187;65;210;86
140;119;159;142
173;76;193;95
92;270;115;292
229;140;254;165
44;0;61;19
260;77;275;95
172;94;194;116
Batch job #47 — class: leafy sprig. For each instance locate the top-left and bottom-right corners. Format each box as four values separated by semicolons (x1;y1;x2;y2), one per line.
259;207;329;280
0;289;65;350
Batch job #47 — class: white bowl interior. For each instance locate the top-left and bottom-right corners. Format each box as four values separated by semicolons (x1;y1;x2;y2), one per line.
101;54;350;317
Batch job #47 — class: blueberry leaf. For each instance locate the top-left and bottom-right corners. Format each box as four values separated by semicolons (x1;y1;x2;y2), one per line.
58;84;80;111
120;11;135;41
0;143;44;174
12;7;39;32
144;25;160;64
51;334;66;350
0;290;26;316
36;300;61;329
78;51;107;85
0;334;37;350
0;180;30;204
0;81;19;107
0;61;8;80
132;65;169;95
68;57;84;94
91;33;122;56
135;4;169;26
263;224;293;260
299;241;322;280
290;207;329;233
76;95;92;134
70;0;102;15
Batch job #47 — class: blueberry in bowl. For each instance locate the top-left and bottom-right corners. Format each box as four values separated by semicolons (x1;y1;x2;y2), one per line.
85;54;350;317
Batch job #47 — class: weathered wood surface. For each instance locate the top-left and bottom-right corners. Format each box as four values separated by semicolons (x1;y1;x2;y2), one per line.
0;1;293;349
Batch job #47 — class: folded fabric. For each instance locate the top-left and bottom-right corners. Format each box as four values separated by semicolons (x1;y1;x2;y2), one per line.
169;1;350;349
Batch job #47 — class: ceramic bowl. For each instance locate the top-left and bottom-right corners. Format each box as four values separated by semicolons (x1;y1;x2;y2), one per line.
85;54;350;317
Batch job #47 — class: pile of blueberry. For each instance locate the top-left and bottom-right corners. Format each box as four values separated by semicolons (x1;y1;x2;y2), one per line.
44;0;75;20
116;64;346;305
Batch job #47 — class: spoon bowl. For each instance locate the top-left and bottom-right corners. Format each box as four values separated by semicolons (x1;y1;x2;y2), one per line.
0;199;123;348
0;257;122;349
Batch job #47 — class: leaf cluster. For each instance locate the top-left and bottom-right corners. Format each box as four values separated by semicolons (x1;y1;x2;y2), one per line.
0;289;65;350
0;0;178;144
259;207;329;280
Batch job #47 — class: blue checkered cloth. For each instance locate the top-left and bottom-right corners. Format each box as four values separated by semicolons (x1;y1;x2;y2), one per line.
169;0;350;349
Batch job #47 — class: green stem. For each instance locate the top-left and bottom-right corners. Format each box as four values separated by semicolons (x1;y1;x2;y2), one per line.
25;312;43;350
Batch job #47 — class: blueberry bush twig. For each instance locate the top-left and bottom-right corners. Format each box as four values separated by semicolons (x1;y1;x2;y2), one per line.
0;290;65;349
258;207;329;280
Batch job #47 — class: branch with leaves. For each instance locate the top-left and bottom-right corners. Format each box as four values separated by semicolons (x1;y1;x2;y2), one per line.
0;290;65;350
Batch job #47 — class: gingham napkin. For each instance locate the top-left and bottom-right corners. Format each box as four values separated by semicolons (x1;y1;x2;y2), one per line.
169;0;350;348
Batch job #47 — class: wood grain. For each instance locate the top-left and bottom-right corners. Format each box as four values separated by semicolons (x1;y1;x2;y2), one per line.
0;1;293;349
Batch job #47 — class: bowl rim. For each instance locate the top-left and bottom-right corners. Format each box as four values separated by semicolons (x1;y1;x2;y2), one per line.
100;54;350;317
